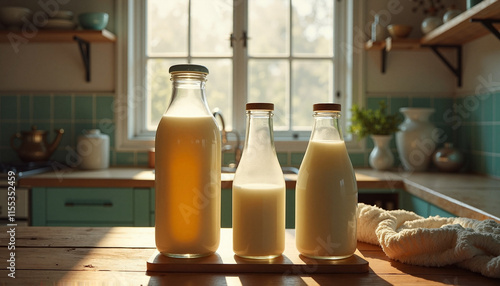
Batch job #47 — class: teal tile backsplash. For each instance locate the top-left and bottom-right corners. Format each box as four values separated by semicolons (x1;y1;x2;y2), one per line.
0;95;17;120
0;93;149;167
33;96;52;121
1;91;498;178
362;94;456;170
456;91;500;178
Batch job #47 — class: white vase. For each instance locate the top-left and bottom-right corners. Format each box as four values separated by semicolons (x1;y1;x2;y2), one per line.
396;108;437;172
369;135;394;171
443;8;462;23
421;15;442;34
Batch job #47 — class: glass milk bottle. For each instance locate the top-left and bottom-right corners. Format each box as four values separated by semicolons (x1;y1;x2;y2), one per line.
296;103;357;260
232;103;285;259
155;64;221;258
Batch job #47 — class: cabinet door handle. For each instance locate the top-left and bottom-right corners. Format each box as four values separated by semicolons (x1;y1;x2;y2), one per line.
65;201;113;207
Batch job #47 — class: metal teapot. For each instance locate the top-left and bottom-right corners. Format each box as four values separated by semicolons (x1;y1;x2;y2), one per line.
11;126;64;162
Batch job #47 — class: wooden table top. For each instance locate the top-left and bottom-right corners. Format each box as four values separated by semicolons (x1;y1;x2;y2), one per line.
0;226;498;285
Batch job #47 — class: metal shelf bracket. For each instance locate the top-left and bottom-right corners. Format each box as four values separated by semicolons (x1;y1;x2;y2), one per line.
470;18;500;41
73;36;90;82
424;45;462;87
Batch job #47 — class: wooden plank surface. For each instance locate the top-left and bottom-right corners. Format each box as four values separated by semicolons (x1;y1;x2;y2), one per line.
0;227;499;285
0;227;156;248
2;269;499;286
147;230;368;274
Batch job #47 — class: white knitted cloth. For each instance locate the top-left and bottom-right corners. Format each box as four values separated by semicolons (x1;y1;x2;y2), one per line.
357;203;500;278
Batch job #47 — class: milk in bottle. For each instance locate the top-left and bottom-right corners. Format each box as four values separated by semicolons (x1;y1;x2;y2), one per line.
295;103;357;259
232;103;285;259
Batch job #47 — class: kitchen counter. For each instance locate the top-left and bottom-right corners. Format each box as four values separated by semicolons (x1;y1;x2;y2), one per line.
19;167;500;222
0;226;498;285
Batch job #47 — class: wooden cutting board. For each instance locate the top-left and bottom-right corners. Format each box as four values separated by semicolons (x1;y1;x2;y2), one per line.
147;229;369;274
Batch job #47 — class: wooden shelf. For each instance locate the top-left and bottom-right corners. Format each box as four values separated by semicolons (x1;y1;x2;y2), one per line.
422;0;500;45
365;38;422;51
365;0;500;50
0;29;116;43
364;0;500;86
0;29;116;82
364;40;385;51
385;37;421;51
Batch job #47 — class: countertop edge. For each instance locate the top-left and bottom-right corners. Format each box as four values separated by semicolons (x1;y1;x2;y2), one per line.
19;167;500;222
403;178;500;222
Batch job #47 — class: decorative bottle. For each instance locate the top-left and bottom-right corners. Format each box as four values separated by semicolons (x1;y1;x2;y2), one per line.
155;64;221;258
232;103;285;259
296;103;358;259
371;14;385;41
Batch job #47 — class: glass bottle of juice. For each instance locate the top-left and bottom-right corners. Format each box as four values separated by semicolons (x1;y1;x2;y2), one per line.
296;103;358;260
232;103;285;259
155;64;221;258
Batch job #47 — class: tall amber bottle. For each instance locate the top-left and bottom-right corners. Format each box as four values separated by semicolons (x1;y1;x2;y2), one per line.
155;64;221;258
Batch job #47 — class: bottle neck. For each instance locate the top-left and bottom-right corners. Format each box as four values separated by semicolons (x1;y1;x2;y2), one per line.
243;110;276;153
310;111;343;141
165;72;211;117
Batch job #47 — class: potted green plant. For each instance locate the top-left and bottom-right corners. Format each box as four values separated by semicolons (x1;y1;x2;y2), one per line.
349;101;402;170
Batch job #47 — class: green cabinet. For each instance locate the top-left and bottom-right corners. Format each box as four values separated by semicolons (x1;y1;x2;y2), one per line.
399;191;455;218
31;186;455;227
32;187;153;226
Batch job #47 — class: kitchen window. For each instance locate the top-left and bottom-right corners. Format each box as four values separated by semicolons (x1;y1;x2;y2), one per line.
116;0;363;151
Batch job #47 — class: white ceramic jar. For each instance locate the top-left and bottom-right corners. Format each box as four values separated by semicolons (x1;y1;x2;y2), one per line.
77;129;110;170
396;108;437;172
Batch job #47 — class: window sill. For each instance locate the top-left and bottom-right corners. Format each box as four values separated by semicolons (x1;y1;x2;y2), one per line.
115;134;364;154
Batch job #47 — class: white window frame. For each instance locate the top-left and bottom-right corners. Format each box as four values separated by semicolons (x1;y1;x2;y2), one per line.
115;0;365;152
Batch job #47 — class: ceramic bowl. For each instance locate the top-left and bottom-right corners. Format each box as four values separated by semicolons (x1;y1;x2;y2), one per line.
50;10;74;20
387;24;412;38
78;12;109;30
0;7;32;30
43;19;76;30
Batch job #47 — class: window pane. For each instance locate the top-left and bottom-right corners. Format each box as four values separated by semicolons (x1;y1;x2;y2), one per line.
248;59;289;130
248;0;289;56
146;59;178;130
147;0;188;56
146;59;232;131
292;0;333;56
195;59;233;130
292;60;333;130
191;0;233;57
